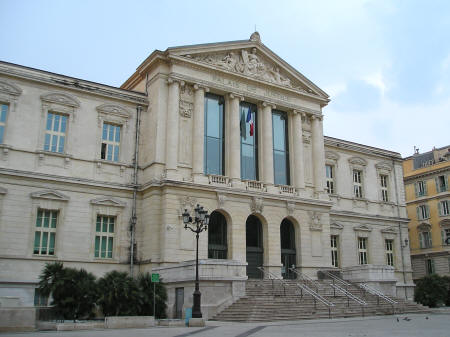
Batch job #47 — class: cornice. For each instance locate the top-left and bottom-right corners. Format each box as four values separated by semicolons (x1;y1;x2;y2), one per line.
0;62;148;105
330;209;410;223
404;166;450;182
405;191;450;204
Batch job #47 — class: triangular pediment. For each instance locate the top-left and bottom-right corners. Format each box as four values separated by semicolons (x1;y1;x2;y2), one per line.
330;222;344;230
381;226;398;234
353;224;372;232
30;190;69;201
90;197;126;208
167;34;329;100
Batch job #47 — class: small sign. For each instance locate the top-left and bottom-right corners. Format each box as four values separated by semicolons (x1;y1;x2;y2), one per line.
151;273;160;283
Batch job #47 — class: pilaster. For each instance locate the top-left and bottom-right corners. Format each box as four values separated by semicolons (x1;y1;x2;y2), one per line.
292;110;305;193
165;78;180;179
311;115;326;198
262;102;275;190
192;84;209;183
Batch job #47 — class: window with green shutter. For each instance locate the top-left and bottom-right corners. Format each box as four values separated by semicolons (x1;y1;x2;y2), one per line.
436;175;448;193
417;204;430;220
94;215;115;258
415;180;427;197
33;209;57;255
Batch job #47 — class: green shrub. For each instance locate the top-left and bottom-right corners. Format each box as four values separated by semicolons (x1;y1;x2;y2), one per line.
442;276;450;306
38;262;98;321
97;271;142;316
137;273;167;318
414;274;448;307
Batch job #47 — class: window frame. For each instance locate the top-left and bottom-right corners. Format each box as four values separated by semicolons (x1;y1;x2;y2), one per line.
43;111;68;153
436;175;448;193
33;208;58;256
425;258;435;275
204;93;225;176
385;239;394;267
358;237;368;265
0;102;9;144
100;122;122;162
415;180;427;197
380;174;389;202
240;102;258;181
325;164;335;194
94;215;116;259
331;234;339;268
353;169;363;198
417;204;430;220
0;80;22;146
419;230;432;249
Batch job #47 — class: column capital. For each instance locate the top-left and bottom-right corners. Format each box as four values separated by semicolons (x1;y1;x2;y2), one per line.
228;93;244;101
193;84;209;92
167;77;181;86
262;101;276;109
310;114;323;121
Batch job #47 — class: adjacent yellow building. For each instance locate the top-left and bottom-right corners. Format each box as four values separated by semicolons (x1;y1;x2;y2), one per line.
403;146;450;279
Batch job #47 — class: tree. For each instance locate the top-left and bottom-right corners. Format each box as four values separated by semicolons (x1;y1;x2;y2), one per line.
97;271;142;316
38;262;98;321
414;274;448;307
137;273;167;318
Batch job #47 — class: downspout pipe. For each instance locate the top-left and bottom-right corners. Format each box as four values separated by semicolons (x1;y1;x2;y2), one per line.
392;158;408;299
130;105;142;276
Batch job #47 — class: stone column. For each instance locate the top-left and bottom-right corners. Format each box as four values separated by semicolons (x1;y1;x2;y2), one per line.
262;102;274;186
192;84;208;183
228;94;241;185
293;110;305;193
165;78;180;179
311;115;326;196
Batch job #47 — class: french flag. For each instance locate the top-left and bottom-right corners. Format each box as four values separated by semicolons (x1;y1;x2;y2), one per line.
246;108;254;136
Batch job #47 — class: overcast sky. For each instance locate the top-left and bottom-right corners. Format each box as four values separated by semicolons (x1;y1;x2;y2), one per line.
1;0;449;157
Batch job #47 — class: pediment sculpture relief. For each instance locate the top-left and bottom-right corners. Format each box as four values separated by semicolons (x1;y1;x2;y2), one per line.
184;48;315;94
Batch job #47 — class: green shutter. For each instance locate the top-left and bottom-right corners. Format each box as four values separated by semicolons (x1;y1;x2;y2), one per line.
445;175;449;191
435;177;440;193
414;183;419;197
438;201;442;216
34;232;41;254
425;205;430;219
95;236;100;257
419;233;424;249
416;206;421;220
442;230;446;245
49;233;55;255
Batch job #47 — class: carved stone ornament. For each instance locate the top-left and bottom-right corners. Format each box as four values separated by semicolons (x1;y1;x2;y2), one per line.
179;196;197;217
0;80;22;96
183;48;315;94
217;193;227;208
30;190;70;201
381;226;398;234
375;161;393;171
96;104;131;119
286;202;295;215
348;156;367;167
330;222;344;230
250;197;264;214
90;197;126;208
353;224;372;232
309;211;322;231
302;133;311;144
417;222;431;231
179;100;193;118
40;92;80;108
325;151;340;161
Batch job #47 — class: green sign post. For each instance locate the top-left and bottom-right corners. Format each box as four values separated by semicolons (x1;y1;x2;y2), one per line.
151;273;159;317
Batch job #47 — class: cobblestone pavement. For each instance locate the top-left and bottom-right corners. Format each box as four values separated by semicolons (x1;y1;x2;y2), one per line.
2;313;449;337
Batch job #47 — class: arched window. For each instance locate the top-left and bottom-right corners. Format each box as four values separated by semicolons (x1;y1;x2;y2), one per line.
246;215;263;278
280;218;296;279
208;211;227;259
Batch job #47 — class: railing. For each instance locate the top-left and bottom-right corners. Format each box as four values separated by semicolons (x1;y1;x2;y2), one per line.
245;180;266;191
277;185;296;194
257;266;288;296
208;174;230;186
287;268;335;318
358;283;397;314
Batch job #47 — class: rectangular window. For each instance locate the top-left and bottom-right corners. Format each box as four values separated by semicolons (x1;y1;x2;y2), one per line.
380;174;389;202
101;123;121;162
94;215;115;258
419;231;432;249
442;228;450;245
204;94;225;175
439;200;449;216
240;102;258;181
353;170;363;198
436;175;448;193
415;180;427;197
325;165;335;194
331;235;339;268
34;288;48;307
44;112;67;153
358;237;368;265
417;204;430;220
385;239;394;266
33;209;57;255
272;111;289;186
426;258;435;275
0;103;8;144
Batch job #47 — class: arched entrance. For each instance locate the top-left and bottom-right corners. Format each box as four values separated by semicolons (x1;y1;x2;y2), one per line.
246;215;263;279
208;211;227;259
280;218;296;279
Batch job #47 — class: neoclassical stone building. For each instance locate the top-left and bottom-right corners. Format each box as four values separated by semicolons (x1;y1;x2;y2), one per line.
0;33;413;318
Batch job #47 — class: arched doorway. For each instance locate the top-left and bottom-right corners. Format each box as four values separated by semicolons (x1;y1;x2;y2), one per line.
246;215;263;278
280;218;296;279
208;211;227;259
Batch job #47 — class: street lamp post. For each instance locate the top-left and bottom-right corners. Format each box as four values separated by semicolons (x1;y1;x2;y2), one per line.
182;204;210;318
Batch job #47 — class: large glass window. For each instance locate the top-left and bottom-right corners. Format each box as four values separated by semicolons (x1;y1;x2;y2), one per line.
204;94;225;175
33;209;57;255
240;102;258;180
44;112;67;153
358;237;368;265
101;123;121;162
95;215;115;258
0;103;8;144
272;111;289;185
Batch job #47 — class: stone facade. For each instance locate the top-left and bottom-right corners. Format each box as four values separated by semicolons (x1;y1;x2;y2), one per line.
0;33;413;318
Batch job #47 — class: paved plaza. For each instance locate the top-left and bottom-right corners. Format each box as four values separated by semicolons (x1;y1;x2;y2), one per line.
1;314;449;337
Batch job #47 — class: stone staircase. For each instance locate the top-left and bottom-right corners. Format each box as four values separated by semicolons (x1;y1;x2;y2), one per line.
212;279;429;322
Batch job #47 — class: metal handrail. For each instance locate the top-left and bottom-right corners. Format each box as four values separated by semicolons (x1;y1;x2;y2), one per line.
330;283;367;306
358;283;397;305
321;270;351;287
257;267;288;296
289;268;320;293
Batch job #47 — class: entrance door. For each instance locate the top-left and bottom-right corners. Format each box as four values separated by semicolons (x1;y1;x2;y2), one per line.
175;287;184;319
280;219;296;279
246;215;263;279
